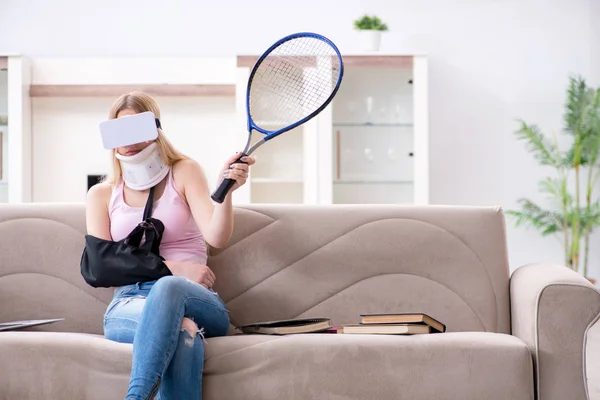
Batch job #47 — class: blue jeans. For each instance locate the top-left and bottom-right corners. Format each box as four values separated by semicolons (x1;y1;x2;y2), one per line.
104;276;230;400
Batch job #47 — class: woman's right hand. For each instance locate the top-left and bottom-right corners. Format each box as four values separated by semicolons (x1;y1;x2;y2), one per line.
165;260;216;288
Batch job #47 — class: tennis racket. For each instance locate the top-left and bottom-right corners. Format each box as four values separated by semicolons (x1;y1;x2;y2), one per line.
211;32;344;203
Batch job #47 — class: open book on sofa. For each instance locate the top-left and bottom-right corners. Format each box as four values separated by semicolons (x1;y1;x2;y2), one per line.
0;318;64;332
238;318;332;335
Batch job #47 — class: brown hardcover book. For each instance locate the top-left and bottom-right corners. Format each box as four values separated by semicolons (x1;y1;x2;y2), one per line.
238;318;332;335
319;326;343;334
341;323;431;335
360;313;446;333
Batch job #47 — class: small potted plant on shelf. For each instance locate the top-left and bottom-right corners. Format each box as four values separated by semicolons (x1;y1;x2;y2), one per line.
353;14;389;52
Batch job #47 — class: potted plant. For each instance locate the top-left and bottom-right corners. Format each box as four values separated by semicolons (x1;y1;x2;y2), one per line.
353;15;389;52
507;76;600;284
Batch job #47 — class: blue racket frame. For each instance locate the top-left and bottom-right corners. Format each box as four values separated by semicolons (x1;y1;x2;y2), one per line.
242;31;344;154
211;32;344;203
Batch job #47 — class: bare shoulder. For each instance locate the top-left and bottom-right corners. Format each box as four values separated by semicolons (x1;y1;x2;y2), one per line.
171;159;211;204
172;158;209;184
86;182;113;207
85;182;113;238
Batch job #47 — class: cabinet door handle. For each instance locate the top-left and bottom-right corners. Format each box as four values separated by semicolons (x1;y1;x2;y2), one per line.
336;130;341;180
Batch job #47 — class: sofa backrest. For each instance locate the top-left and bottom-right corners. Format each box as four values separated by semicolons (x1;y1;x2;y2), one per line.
0;203;511;335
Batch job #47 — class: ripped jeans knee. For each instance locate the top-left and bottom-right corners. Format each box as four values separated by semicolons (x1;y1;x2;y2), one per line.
180;317;206;343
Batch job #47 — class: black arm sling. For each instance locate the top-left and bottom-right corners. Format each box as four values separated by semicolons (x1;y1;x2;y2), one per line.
80;186;172;288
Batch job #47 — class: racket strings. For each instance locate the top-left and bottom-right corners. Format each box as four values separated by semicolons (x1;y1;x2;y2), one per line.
249;37;341;128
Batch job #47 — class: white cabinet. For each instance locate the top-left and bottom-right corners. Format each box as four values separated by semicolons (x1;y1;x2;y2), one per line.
0;55;32;204
0;60;7;203
236;54;429;205
2;54;428;205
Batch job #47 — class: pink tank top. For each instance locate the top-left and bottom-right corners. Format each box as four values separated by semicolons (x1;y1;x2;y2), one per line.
108;169;208;265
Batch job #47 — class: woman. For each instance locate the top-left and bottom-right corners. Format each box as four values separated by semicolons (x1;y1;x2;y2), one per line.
85;91;254;400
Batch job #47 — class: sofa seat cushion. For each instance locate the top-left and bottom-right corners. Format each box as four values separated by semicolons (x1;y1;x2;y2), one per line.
203;331;534;400
0;331;534;400
0;331;132;400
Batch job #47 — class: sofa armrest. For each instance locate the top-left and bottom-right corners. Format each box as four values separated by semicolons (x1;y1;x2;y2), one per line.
510;263;600;400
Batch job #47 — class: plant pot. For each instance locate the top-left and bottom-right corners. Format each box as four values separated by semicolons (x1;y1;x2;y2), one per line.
359;30;382;52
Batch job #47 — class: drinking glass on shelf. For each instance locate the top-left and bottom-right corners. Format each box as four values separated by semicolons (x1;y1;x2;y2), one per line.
387;147;397;161
342;101;358;124
365;96;373;125
391;94;413;125
378;103;388;124
364;147;373;163
393;103;402;124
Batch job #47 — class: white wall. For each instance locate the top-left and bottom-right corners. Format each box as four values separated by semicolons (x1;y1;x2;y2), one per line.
1;0;599;279
592;0;600;87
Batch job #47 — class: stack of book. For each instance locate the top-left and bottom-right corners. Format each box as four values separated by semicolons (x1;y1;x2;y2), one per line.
237;313;445;336
332;313;446;335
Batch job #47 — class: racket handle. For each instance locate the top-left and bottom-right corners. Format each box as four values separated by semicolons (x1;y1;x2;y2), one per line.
211;178;237;204
211;154;248;204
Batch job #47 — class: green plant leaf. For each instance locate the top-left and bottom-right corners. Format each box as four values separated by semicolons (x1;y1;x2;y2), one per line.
579;88;600;166
538;177;572;205
563;146;590;167
506;199;564;236
581;200;600;232
564;76;589;136
353;15;389;31
514;120;561;167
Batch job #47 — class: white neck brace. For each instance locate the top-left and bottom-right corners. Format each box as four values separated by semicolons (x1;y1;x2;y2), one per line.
115;142;169;191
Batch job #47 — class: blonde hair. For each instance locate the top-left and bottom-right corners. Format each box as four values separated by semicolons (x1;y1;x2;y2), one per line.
104;92;188;185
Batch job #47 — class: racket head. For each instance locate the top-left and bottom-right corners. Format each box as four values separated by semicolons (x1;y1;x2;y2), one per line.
245;32;344;141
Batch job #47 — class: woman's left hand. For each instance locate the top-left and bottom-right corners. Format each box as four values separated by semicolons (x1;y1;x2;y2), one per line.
220;152;256;191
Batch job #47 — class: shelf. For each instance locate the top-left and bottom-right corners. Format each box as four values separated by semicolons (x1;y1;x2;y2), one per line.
237;55;413;69
343;56;413;68
252;178;303;184
333;123;413;127
28;84;236;97
333;180;413;185
237;55;318;68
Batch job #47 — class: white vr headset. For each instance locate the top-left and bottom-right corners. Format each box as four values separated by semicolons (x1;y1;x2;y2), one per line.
99;111;169;191
99;111;161;150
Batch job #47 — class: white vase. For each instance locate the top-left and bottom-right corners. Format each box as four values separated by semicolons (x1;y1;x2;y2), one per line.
359;30;382;52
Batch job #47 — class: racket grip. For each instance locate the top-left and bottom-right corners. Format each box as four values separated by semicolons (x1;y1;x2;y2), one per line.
211;178;237;204
211;154;248;204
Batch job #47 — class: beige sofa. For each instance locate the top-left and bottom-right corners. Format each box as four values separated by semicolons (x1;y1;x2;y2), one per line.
0;203;598;400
